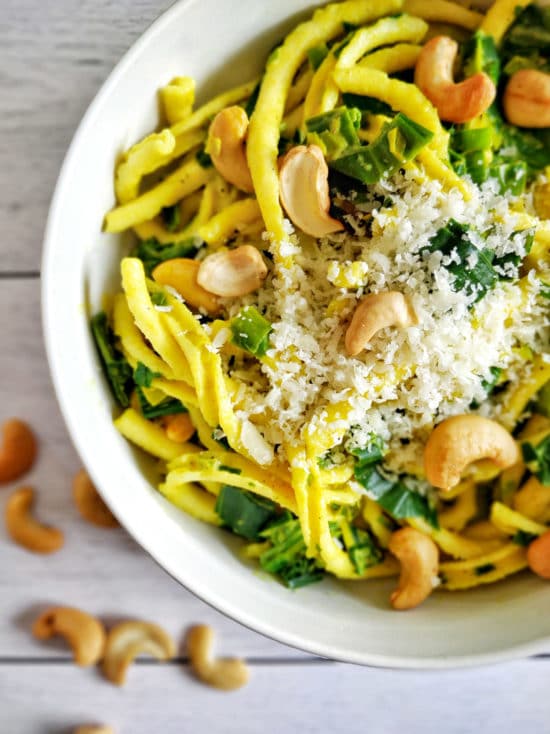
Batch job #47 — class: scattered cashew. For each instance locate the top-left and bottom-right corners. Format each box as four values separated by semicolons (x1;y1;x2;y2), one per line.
73;469;119;528
197;245;267;297
187;624;250;691
279;144;344;238
33;606;106;666
152;258;220;315
74;727;114;734
424;415;520;492
527;530;550;579
102;620;176;686
162;413;195;443
388;527;439;610
5;486;64;554
503;69;550;128
345;291;417;357
0;418;37;484
207;106;254;193
414;35;496;123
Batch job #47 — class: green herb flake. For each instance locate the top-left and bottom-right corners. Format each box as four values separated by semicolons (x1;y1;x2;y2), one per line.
131;237;200;276
218;465;242;475
196;148;213;168
136;388;187;419
161;204;181;232
134;362;161;388
512;530;538;547
474;563;496;576
522;435;550;485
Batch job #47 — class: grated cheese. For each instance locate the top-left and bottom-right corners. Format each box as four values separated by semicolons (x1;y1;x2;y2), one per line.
224;172;548;461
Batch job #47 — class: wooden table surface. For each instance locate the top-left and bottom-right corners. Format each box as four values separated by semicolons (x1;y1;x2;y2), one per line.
2;2;550;732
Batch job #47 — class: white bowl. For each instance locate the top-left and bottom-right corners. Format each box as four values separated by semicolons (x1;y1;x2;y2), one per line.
42;0;550;668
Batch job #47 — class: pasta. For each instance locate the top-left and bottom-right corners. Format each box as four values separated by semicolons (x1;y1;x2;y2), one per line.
94;0;550;609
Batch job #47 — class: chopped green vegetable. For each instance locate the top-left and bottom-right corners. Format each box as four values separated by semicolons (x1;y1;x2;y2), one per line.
196;148;213;168
339;520;383;575
354;464;394;496
522;435;550;485
307;43;329;70
150;291;169;306
215;485;278;540
91;312;133;408
230;306;272;356
512;530;538;546
463;31;500;83
260;513;324;588
218;465;241;475
482;366;503;394
306;106;361;160
502;5;550;59
342;92;393;118
474;563;496;576
377;482;439;527
134;362;161;388
136;388;187;419
131;237;200;276
349;434;385;467
330;113;434;184
161;204;181;232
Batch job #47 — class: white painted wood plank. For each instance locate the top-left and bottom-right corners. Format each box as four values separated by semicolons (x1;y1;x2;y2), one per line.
2;659;550;734
1;0;173;271
0;279;302;658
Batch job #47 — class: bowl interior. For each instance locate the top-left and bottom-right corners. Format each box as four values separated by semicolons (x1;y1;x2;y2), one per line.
42;0;550;667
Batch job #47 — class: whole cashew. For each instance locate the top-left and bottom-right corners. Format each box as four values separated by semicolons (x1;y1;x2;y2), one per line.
197;245;267;297
33;606;106;666
278;144;344;238
527;530;550;580
207;106;254;193
0;418;37;484
415;36;496;123
152;258;221;315
73;469;119;528
424;415;520;492
388;527;439;610
5;487;64;554
345;291;417;357
187;624;250;691
102;620;176;686
74;727;114;734
503;69;550;128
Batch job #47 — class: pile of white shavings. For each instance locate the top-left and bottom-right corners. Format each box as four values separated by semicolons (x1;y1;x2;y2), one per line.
223;171;548;463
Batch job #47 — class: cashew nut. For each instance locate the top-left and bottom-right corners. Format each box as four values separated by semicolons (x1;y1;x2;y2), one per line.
424;415;520;492
187;624;250;691
102;620;176;686
73;469;119;528
388;527;439;610
5;487;64;554
278;144;344;238
33;606;106;666
162;412;195;443
152;258;220;315
74;727;114;734
414;36;496;123
0;418;37;484
207;106;254;193
527;530;550;580
503;69;550;128
345;291;417;357
197;245;267;297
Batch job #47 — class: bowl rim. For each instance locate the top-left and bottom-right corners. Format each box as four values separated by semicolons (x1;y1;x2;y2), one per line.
41;0;550;669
